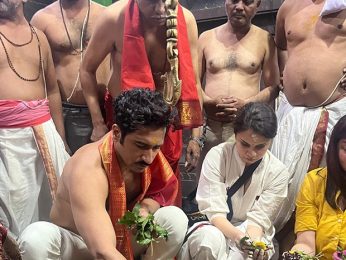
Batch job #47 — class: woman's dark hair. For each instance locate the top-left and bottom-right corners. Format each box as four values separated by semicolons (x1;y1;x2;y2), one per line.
325;115;346;209
113;88;173;143
233;102;277;139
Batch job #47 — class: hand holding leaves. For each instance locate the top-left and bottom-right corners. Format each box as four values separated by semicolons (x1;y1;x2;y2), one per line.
118;204;168;246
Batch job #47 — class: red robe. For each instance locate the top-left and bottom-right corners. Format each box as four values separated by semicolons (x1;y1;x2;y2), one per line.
104;0;203;206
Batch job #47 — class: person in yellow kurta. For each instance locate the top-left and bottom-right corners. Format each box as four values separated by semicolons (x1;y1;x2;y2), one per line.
283;115;346;260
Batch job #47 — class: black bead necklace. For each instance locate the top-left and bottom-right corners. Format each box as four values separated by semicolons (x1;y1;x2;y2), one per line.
0;24;42;82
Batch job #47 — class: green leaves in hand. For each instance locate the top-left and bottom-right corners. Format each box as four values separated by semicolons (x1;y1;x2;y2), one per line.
118;204;168;246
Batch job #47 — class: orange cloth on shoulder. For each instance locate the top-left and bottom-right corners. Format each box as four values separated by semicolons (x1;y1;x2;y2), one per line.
120;0;202;129
99;132;178;259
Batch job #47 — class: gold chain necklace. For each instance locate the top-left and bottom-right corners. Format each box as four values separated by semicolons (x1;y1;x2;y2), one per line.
0;24;42;82
59;0;90;55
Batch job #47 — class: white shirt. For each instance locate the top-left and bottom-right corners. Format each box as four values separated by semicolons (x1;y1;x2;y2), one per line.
197;142;289;238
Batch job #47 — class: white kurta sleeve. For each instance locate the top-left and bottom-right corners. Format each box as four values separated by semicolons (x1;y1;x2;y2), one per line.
196;145;230;221
246;155;289;233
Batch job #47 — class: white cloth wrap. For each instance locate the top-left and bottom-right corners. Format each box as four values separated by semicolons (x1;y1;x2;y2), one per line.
0;119;69;237
320;0;346;16
271;93;346;231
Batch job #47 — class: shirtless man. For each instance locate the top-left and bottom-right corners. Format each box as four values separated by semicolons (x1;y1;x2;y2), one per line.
0;0;69;237
19;89;188;260
80;0;203;206
193;0;279;187
271;0;346;251
31;0;110;154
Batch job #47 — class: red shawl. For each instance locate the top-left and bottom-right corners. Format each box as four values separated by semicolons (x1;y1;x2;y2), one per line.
120;0;202;129
99;132;178;259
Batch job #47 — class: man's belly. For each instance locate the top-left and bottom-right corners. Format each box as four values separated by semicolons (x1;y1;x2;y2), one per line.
204;75;260;121
204;73;260;100
108;70;165;98
0;72;46;101
58;79;106;105
56;64;106;105
283;47;346;106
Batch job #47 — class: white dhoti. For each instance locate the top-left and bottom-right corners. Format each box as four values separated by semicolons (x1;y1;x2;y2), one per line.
0;119;69;237
19;206;188;260
271;93;346;231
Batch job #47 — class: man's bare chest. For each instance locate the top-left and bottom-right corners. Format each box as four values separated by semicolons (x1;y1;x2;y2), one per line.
0;39;41;70
145;38;168;74
124;173;142;204
45;16;94;53
205;44;263;74
285;5;346;45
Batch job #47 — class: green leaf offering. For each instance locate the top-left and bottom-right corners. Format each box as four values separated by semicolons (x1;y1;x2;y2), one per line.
119;204;168;246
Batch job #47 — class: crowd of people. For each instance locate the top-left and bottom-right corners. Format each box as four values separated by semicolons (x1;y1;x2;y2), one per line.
0;0;345;259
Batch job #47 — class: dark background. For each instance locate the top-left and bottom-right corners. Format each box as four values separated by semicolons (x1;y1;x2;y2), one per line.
25;0;284;34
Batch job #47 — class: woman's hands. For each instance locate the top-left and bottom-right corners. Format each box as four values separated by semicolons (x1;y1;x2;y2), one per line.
237;236;271;260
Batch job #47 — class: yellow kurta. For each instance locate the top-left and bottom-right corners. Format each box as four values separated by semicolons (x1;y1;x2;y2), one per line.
295;168;346;259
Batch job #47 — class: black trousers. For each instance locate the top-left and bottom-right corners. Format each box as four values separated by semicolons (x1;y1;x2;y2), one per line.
62;102;93;154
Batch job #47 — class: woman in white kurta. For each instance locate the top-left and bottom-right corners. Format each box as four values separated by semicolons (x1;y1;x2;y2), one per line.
179;102;290;260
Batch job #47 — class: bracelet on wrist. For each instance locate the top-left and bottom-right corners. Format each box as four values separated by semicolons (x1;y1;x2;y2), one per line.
189;136;205;149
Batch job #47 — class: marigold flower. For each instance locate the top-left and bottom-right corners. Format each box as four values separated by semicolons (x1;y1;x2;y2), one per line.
253;241;267;250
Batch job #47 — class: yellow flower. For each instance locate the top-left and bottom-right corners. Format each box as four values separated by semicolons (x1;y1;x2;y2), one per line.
253;241;267;250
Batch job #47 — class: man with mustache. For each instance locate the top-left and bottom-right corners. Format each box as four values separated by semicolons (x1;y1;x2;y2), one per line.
19;89;188;260
0;0;69;241
30;0;111;154
187;0;280;202
80;0;203;206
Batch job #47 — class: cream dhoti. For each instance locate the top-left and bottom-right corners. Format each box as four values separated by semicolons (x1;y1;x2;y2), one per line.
271;93;346;231
0;99;69;237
